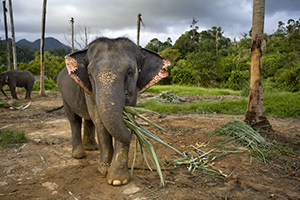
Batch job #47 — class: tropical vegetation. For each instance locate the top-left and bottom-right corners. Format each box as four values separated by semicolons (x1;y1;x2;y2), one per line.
0;18;299;93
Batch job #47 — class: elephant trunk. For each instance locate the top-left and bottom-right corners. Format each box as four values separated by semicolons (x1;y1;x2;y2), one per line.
96;82;132;145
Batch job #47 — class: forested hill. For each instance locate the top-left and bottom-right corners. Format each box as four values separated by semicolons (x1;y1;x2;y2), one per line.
16;37;71;51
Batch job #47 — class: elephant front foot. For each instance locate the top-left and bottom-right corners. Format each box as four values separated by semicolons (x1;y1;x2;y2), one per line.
107;163;130;186
72;145;87;159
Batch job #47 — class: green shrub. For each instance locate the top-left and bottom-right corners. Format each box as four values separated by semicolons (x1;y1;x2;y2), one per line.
33;78;58;91
224;70;249;90
274;63;300;92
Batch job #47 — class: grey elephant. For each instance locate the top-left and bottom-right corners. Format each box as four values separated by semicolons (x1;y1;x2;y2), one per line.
57;37;169;186
0;70;35;99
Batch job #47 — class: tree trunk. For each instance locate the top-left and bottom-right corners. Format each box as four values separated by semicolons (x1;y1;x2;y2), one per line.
2;0;11;71
39;0;47;97
70;17;74;52
8;0;17;69
137;13;141;46
245;0;272;130
84;26;88;48
216;29;219;56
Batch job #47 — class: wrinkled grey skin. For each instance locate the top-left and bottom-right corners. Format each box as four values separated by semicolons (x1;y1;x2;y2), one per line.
0;70;35;99
57;37;169;186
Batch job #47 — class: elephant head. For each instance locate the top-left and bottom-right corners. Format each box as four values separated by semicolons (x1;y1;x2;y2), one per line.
64;37;170;144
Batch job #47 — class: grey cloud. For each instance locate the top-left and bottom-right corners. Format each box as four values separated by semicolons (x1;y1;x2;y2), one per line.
1;0;299;47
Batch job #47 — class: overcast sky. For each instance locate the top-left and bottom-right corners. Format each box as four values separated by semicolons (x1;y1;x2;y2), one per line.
0;0;299;48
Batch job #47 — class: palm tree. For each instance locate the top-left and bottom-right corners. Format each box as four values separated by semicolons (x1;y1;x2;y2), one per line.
2;0;11;70
137;13;142;46
39;0;47;97
8;0;17;69
245;0;272;130
70;17;74;52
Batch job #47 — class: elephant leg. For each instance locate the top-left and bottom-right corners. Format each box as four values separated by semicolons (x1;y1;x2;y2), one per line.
64;103;86;159
82;119;99;151
96;123;113;177
10;86;18;99
25;86;32;99
107;140;130;186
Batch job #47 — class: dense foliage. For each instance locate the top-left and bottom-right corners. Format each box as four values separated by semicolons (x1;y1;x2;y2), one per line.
0;18;299;92
146;18;300;92
0;44;67;82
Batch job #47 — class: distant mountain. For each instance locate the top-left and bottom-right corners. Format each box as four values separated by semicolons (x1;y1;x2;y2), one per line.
16;37;71;51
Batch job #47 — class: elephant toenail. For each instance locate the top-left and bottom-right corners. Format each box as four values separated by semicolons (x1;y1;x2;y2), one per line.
113;180;121;186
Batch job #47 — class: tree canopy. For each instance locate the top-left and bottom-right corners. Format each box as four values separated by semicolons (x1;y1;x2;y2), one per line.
145;18;300;92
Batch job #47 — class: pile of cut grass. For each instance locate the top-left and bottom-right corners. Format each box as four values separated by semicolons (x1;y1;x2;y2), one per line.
210;119;269;160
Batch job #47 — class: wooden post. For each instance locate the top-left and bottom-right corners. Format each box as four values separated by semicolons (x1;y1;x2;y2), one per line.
8;0;17;69
137;13;141;46
70;17;74;52
39;0;47;97
2;0;11;71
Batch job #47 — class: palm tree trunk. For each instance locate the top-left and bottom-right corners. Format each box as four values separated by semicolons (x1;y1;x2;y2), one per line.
2;0;11;71
70;17;74;52
245;0;272;130
8;0;17;69
39;0;47;97
137;13;141;46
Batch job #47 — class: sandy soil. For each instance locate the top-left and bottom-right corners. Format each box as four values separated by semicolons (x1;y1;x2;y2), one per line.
0;91;299;200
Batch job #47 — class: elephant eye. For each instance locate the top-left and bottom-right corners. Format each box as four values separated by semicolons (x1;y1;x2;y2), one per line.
127;67;133;76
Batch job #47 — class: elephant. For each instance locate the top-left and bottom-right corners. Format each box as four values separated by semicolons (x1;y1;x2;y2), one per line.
57;37;170;186
0;70;35;99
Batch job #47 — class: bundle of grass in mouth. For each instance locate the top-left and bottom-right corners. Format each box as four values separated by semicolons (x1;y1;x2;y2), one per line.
123;106;184;186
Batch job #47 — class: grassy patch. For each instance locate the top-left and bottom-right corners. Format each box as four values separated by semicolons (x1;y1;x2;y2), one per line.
137;99;248;115
0;129;28;148
140;85;300;118
146;85;241;96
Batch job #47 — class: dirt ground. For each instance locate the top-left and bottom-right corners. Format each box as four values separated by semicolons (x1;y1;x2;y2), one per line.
0;91;300;200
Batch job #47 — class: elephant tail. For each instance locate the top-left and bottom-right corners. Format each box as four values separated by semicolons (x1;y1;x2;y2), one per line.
45;105;64;113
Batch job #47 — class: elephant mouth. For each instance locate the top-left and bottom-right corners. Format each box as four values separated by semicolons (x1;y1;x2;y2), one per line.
139;58;170;93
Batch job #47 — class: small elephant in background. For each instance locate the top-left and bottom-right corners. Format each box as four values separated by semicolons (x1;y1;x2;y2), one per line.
0;70;35;99
57;37;169;186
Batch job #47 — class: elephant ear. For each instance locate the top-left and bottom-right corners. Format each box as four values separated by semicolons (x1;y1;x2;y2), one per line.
65;49;92;94
138;49;170;93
